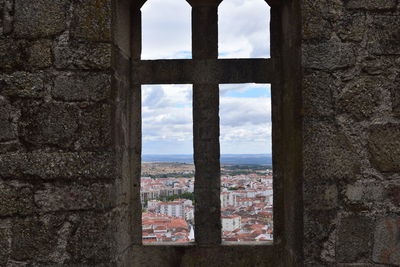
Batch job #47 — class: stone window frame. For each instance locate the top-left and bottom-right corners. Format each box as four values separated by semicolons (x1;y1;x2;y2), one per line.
113;0;302;265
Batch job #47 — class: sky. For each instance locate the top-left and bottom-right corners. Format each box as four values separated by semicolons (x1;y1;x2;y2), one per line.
141;0;271;155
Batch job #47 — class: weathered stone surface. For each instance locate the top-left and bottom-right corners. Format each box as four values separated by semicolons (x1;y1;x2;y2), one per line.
392;74;400;117
71;0;112;41
303;71;335;117
337;76;383;121
368;16;400;55
0;0;13;35
304;181;338;210
386;184;400;207
0;221;10;266
345;0;397;10
28;40;53;69
34;182;114;211
362;56;394;76
78;104;112;149
19;102;79;147
368;123;400;172
77;104;112;149
54;43;111;70
302;0;333;40
304;121;360;180
53;72;111;101
0;141;22;154
304;209;337;264
337;215;373;262
0;182;34;216
373;217;400;265
338;13;366;42
303;41;355;70
0;152;115;179
0;99;18;142
67;213;113;263
0;72;45;98
0;39;28;72
11;216;65;262
13;0;67;38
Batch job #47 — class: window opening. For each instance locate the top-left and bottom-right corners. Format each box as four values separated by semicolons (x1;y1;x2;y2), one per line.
141;0;192;59
219;83;273;243
218;0;270;58
141;84;195;244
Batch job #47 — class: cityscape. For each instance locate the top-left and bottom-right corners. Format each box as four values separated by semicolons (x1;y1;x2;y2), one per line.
141;161;273;243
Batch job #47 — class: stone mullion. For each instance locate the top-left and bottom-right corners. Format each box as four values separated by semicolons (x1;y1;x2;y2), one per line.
188;0;222;245
131;3;144;245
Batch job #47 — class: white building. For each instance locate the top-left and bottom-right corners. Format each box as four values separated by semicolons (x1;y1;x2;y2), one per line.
222;215;241;232
220;192;236;208
157;202;185;218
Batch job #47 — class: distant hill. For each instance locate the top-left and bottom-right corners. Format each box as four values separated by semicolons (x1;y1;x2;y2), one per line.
142;154;272;165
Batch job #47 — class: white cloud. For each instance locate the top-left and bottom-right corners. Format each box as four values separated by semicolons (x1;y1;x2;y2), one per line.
218;0;270;58
141;0;270;59
141;0;192;59
220;97;271;127
140;0;272;154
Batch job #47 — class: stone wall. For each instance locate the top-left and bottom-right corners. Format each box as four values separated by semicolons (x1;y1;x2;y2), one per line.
302;0;400;266
0;0;120;265
0;0;399;266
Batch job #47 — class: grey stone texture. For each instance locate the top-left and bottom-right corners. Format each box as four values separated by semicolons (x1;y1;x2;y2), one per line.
0;0;398;266
54;43;112;70
19;102;79;148
53;72;111;102
303;0;400;266
368;123;400;172
71;0;112;41
13;0;68;38
0;98;18;142
337;215;374;262
373;217;400;265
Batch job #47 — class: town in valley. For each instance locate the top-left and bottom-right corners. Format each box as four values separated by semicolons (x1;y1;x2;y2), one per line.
141;161;273;243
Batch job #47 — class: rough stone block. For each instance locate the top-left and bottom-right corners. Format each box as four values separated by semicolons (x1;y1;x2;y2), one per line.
19;102;79;147
368;16;400;55
34;182;114;211
303;71;335;117
53;72;111;101
11;216;66;262
77;104;112;149
0;0;13;35
13;0;67;38
392;74;400;117
0;182;34;217
337;215;373;262
386;184;400;207
338;13;366;42
345;0;397;10
368;123;400;172
54;43;111;70
373;217;400;265
0;72;45;98
304;121;360;181
303;41;355;70
28;40;52;68
304;181;338;210
337;76;384;121
67;213;113;263
0;152;115;180
0;39;28;72
0;99;18;142
302;0;332;41
0;141;22;153
71;0;112;41
0;221;11;266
